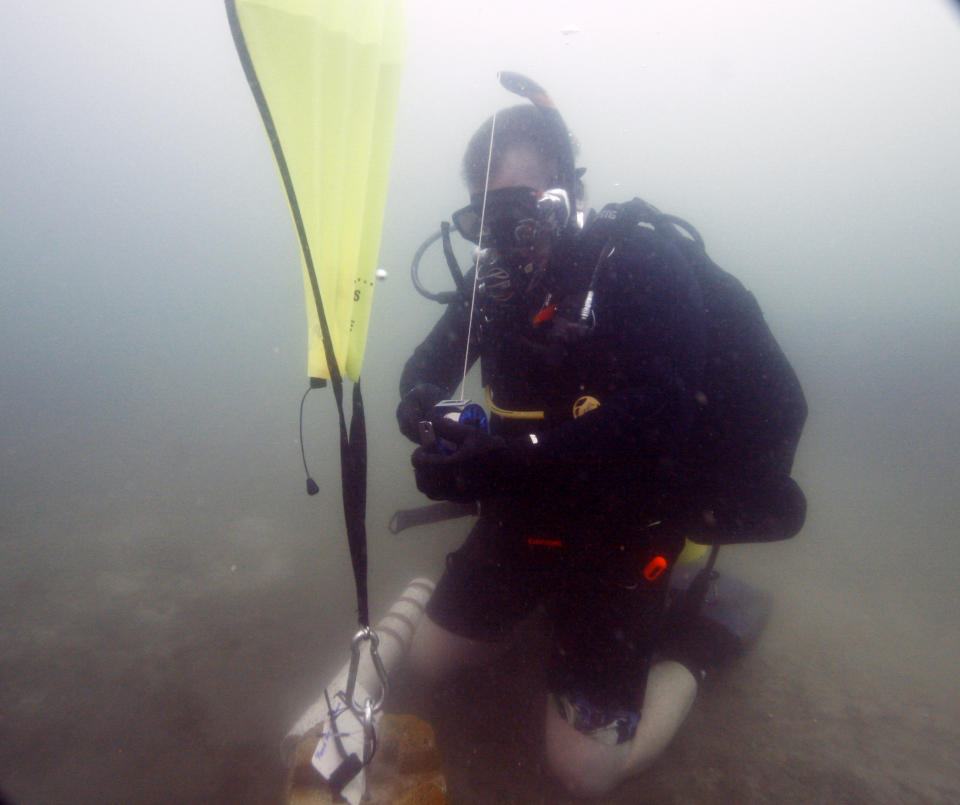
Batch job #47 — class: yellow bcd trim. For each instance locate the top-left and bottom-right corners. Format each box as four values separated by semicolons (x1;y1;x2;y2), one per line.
484;387;545;420
676;539;710;565
572;395;601;418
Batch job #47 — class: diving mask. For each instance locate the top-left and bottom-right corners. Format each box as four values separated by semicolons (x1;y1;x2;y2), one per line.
451;186;571;247
452;186;572;302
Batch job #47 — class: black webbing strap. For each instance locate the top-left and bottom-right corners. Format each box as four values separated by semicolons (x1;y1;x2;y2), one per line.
340;382;369;627
227;0;370;628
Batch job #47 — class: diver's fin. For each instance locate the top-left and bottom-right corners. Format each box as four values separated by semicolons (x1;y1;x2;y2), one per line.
698;572;772;652
662;570;772;679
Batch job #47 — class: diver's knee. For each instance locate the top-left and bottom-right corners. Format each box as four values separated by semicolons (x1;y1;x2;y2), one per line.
549;755;620;799
544;700;624;798
405;615;496;682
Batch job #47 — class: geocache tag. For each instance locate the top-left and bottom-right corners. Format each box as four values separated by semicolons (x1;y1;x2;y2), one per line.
310;677;378;805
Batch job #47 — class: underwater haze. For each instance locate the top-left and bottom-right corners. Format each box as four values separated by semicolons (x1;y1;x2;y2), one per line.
2;0;959;802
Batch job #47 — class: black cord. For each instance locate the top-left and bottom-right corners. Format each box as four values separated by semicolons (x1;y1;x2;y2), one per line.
299;386;319;495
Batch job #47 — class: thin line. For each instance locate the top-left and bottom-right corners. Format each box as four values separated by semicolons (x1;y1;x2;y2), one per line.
457;111;497;402
379;611;417;635
396;595;427;612
299;386;311;476
376;625;407;647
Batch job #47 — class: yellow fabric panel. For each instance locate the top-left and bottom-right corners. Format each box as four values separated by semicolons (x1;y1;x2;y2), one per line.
233;0;404;381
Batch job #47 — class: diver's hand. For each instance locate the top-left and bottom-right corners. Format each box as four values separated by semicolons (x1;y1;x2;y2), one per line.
411;418;520;502
396;383;446;443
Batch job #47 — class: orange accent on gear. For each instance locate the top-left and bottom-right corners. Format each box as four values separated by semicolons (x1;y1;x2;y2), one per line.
533;304;557;324
643;556;668;581
528;538;563;548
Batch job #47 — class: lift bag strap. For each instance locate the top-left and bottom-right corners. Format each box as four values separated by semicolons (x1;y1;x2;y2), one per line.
227;2;369;628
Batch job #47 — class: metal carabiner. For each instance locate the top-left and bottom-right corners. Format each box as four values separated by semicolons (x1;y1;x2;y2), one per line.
361;698;377;764
344;626;389;720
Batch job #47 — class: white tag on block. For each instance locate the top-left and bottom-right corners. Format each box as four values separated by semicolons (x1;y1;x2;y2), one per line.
310;676;380;805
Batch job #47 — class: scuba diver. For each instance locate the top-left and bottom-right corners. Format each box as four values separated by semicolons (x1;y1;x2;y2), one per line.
395;73;807;797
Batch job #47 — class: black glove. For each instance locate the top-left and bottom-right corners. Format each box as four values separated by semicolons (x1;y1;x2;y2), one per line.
411;417;529;503
396;383;446;443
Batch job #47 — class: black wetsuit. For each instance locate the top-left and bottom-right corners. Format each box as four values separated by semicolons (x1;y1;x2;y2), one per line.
399;202;807;719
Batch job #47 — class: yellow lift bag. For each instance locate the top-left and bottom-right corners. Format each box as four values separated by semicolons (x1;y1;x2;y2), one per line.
227;0;404;382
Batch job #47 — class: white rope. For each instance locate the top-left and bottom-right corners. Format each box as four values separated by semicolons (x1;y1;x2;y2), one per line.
456;110;497;403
